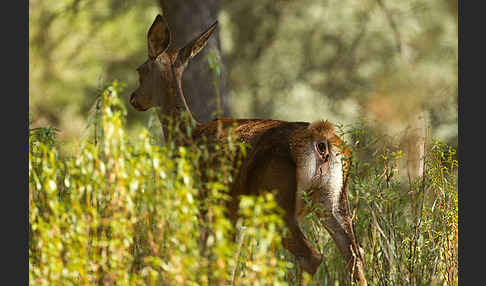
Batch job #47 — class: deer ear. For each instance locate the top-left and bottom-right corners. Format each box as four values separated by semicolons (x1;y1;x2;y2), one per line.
148;14;171;60
175;21;218;67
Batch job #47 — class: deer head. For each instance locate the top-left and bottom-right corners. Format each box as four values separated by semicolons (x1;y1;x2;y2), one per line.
129;14;217;127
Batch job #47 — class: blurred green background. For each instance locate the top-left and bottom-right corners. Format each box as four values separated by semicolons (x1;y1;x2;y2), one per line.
29;0;457;147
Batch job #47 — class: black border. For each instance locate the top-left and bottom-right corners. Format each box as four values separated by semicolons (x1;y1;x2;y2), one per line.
9;0;28;284
459;0;480;284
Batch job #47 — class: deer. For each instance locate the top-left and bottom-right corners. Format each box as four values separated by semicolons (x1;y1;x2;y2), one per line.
129;14;367;285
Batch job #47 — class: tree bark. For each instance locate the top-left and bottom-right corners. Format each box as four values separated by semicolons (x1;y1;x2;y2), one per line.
158;0;230;123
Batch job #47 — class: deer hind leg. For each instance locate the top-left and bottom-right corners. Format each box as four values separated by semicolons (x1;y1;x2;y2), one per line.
321;214;366;285
240;152;323;275
317;182;367;284
282;215;322;275
269;158;322;275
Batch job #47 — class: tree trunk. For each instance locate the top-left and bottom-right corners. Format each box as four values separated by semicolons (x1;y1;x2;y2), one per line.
406;112;427;181
158;0;230;123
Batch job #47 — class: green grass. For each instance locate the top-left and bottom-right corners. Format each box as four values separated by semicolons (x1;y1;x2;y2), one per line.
29;82;457;285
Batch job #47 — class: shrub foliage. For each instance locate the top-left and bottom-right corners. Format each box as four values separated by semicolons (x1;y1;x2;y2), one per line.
29;82;457;285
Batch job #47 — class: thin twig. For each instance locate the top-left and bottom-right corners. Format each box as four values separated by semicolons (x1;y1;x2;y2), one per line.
230;226;246;286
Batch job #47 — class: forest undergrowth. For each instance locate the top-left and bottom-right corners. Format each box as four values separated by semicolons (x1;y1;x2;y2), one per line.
29;81;457;286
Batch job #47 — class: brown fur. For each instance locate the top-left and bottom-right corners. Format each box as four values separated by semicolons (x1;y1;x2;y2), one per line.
129;14;367;285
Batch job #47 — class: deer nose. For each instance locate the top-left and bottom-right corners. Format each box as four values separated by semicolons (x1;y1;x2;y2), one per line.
129;92;140;110
129;92;138;106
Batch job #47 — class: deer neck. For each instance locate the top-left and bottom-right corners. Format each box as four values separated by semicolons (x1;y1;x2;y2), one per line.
157;62;201;142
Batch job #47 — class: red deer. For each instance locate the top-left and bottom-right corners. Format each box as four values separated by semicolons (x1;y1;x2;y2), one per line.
129;14;367;285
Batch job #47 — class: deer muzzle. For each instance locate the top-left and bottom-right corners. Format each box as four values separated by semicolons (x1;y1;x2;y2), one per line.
129;92;149;111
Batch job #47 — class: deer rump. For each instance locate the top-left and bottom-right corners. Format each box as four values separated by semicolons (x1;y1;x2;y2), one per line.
193;118;360;275
194;118;346;217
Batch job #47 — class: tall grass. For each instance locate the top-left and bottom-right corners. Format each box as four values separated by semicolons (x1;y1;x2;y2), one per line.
29;82;457;285
29;82;289;285
296;123;458;285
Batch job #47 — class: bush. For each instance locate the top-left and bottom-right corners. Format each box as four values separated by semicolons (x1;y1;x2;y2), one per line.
29;82;290;285
295;122;458;285
29;81;457;285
